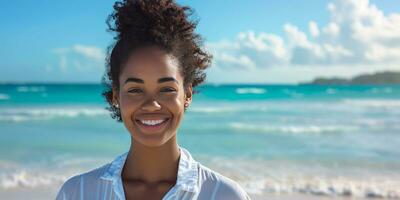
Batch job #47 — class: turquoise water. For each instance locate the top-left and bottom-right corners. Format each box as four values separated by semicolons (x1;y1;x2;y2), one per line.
1;84;400;198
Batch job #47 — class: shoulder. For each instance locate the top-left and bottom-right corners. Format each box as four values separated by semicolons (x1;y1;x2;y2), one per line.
56;163;110;200
61;163;110;188
197;163;251;200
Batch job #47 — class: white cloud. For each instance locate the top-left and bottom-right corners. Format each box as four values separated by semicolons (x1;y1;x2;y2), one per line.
53;44;105;72
208;31;289;69
218;53;256;70
207;0;400;82
322;22;340;37
309;21;320;37
72;45;105;62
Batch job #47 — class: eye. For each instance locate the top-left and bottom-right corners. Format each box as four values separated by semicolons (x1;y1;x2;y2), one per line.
128;88;143;93
161;87;176;93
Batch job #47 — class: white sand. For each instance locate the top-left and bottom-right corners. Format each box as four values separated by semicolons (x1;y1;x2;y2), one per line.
0;186;373;200
251;193;371;200
0;186;59;200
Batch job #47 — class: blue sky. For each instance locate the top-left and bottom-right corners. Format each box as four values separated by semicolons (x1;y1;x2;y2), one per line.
1;0;400;83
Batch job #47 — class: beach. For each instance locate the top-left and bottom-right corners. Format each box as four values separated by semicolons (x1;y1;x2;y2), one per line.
0;186;390;200
1;83;400;199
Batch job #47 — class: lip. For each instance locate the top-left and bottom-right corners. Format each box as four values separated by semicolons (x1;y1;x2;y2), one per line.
135;118;170;133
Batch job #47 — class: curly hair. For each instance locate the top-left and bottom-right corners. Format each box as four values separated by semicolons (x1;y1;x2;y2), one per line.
101;0;212;122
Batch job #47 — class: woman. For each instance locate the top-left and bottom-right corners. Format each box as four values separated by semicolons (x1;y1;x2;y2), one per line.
56;0;250;199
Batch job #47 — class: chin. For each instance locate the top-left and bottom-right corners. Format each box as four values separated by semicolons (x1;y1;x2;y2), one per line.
131;130;176;148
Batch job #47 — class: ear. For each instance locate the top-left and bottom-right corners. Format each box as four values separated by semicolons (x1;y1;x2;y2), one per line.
112;87;119;106
184;85;193;105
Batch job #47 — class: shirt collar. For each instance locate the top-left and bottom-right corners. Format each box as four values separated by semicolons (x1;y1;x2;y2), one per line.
100;146;199;193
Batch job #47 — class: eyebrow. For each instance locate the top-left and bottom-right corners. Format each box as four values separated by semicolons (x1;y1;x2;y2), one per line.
124;77;179;84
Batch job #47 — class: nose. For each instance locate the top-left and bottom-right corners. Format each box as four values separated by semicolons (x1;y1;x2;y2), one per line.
140;98;162;112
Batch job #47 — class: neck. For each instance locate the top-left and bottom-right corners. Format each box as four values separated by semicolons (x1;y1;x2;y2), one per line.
122;135;180;184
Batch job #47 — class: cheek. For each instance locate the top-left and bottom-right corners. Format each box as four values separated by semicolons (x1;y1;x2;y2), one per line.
160;95;184;112
170;98;186;126
119;94;141;118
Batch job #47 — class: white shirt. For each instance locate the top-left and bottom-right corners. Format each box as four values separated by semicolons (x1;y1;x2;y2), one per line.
56;147;251;200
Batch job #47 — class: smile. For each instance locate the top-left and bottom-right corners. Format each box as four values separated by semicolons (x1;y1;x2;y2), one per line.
135;118;170;132
141;119;166;125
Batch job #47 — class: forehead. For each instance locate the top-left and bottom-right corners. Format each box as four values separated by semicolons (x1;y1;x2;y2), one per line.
120;46;181;82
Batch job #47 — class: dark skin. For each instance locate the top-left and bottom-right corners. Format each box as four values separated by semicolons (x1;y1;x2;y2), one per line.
112;46;192;200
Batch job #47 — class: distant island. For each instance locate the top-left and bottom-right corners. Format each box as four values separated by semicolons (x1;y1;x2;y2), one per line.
301;71;400;85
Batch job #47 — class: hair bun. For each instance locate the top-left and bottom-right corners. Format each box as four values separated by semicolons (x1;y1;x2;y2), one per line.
107;0;196;41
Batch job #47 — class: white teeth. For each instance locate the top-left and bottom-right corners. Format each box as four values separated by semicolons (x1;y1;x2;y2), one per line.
140;119;166;126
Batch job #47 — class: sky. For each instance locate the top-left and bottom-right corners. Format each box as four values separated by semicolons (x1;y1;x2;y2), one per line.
1;0;400;84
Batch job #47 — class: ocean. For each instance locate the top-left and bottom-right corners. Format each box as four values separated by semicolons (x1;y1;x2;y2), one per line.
0;83;399;199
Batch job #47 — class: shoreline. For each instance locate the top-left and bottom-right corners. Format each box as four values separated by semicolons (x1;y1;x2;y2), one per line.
0;186;392;200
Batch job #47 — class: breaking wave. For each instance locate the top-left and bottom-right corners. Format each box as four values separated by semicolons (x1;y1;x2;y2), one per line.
229;122;358;134
235;88;267;94
0;107;108;122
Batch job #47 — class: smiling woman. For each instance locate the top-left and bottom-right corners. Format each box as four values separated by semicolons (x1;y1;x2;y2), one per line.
55;0;250;200
114;47;190;148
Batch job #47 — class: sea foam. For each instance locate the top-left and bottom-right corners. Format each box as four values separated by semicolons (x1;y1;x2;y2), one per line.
0;107;109;122
0;170;66;189
343;99;400;108
239;176;400;199
16;86;46;93
206;158;400;199
236;87;267;94
229;122;358;134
